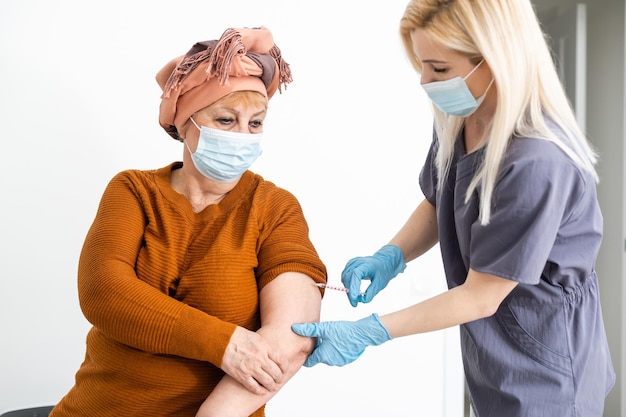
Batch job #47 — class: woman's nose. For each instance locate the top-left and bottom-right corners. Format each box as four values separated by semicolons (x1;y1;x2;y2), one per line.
232;123;250;134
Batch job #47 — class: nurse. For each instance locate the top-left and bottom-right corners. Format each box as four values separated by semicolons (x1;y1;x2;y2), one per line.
292;0;615;415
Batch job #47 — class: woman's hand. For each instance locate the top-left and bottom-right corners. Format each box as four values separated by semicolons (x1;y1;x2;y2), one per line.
196;273;323;417
220;326;289;395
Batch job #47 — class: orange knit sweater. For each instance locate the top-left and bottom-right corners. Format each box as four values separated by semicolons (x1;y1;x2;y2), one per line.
50;163;327;417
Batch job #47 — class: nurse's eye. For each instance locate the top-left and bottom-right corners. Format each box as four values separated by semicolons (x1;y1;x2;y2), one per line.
433;66;448;74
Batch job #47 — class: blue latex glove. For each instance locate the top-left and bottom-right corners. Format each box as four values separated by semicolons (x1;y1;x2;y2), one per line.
291;313;392;367
341;244;406;307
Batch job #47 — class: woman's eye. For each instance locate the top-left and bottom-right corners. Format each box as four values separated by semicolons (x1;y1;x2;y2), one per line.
216;117;234;125
250;120;263;128
433;67;448;74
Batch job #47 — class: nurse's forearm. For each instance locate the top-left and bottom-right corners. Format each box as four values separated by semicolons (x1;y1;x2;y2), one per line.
389;199;439;263
379;269;518;337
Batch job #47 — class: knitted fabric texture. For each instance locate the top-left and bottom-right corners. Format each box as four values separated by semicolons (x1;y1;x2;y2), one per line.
49;164;327;417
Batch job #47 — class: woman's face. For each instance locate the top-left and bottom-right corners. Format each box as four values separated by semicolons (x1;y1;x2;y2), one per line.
410;28;493;101
184;92;268;152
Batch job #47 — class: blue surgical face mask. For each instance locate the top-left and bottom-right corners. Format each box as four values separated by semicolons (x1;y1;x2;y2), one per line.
421;59;493;117
185;117;263;182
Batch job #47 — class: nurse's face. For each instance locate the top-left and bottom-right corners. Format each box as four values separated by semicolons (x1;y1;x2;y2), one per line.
410;28;493;105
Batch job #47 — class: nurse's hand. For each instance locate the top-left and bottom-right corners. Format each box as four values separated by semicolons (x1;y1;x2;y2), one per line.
291;314;392;367
341;244;406;307
221;326;289;395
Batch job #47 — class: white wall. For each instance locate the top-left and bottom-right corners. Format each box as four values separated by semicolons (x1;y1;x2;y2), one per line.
584;1;626;415
0;1;463;415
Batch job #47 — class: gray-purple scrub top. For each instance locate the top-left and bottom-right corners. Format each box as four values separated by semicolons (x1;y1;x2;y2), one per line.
419;122;615;417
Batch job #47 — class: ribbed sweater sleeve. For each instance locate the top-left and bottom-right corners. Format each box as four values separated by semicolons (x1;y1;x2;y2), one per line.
254;185;327;289
77;171;235;367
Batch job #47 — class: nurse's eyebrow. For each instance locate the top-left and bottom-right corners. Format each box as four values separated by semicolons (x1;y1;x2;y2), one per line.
421;59;447;64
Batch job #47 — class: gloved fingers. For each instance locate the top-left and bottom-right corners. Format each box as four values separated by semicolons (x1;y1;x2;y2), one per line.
348;278;363;307
302;333;358;367
292;323;328;367
347;288;359;307
291;322;321;338
344;265;374;307
340;256;372;288
297;318;385;367
341;271;361;307
360;280;382;303
303;348;324;367
341;256;365;276
356;292;369;304
340;262;358;289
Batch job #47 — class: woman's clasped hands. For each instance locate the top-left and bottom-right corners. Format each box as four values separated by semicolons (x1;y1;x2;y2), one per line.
221;326;289;395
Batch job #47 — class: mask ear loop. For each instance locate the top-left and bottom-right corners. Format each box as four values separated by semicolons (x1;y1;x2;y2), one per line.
484;78;495;94
184;117;203;155
473;77;495;110
189;116;201;131
463;59;485;81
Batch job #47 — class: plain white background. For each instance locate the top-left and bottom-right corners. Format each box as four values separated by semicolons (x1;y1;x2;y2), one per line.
0;0;464;415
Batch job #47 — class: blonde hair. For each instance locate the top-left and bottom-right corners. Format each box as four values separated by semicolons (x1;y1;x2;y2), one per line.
400;0;598;224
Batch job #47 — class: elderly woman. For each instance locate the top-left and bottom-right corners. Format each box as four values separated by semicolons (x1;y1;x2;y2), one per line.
50;26;327;417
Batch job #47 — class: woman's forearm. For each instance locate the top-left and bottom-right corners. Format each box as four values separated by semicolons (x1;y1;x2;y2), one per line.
195;272;322;417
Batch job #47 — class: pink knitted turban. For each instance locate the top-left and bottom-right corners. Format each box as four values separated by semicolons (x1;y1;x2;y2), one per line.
156;26;292;140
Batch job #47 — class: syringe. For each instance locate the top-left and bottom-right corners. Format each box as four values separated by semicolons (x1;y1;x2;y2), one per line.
315;283;364;296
